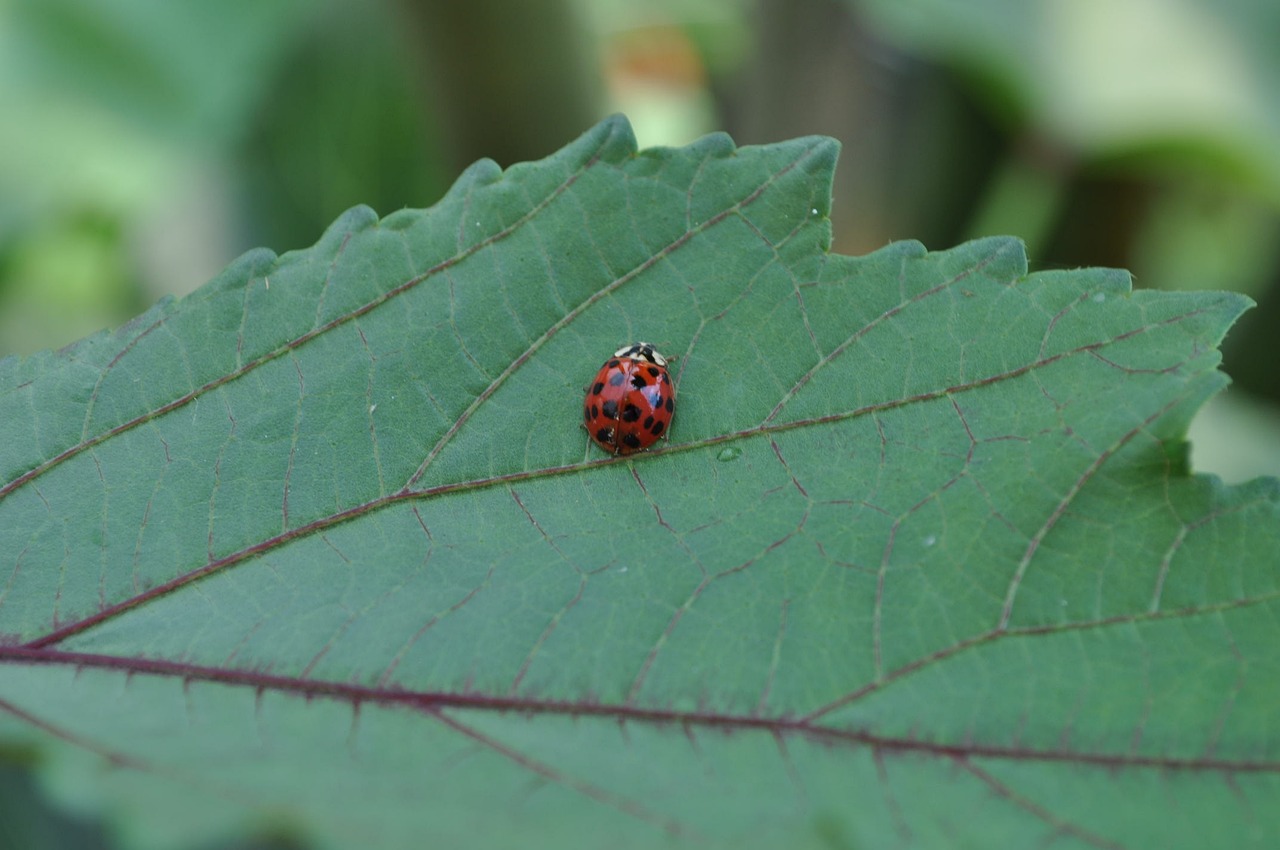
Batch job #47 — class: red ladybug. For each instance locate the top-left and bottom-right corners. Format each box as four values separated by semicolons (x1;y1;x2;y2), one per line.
583;342;676;455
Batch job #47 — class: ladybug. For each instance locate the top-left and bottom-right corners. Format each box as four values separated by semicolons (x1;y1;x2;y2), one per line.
583;342;676;455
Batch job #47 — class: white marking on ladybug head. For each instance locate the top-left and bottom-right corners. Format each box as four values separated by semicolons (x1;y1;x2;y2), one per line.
613;341;667;367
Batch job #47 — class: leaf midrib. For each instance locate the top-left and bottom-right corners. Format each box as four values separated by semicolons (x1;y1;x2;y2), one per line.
2;638;1276;776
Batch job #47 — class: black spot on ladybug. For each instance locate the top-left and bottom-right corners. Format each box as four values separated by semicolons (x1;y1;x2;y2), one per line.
647;366;660;378
643;415;654;429
630;374;647;389
601;399;619;419
592;382;604;395
665;397;674;412
622;404;641;422
622;432;641;449
651;420;665;436
649;392;663;409
584;406;593;422
596;427;614;443
609;372;626;387
607;359;621;368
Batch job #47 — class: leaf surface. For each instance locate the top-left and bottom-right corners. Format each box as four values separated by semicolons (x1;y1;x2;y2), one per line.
0;116;1276;849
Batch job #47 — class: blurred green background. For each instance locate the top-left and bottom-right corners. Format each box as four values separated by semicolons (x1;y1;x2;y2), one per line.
1;3;1279;847
1;0;1277;478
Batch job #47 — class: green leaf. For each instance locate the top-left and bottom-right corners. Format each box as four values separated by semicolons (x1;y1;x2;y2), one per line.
1;115;1276;849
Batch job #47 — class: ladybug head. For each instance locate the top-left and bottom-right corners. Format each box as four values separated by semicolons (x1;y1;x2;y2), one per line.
613;341;667;367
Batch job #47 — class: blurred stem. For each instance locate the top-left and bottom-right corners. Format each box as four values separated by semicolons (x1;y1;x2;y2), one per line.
399;0;605;173
964;137;1072;262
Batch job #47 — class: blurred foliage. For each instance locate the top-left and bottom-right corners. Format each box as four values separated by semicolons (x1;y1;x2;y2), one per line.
0;760;112;850
5;0;1275;359
0;0;314;354
237;3;450;257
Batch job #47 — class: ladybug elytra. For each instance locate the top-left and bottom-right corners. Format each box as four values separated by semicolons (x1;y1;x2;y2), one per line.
582;342;675;455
